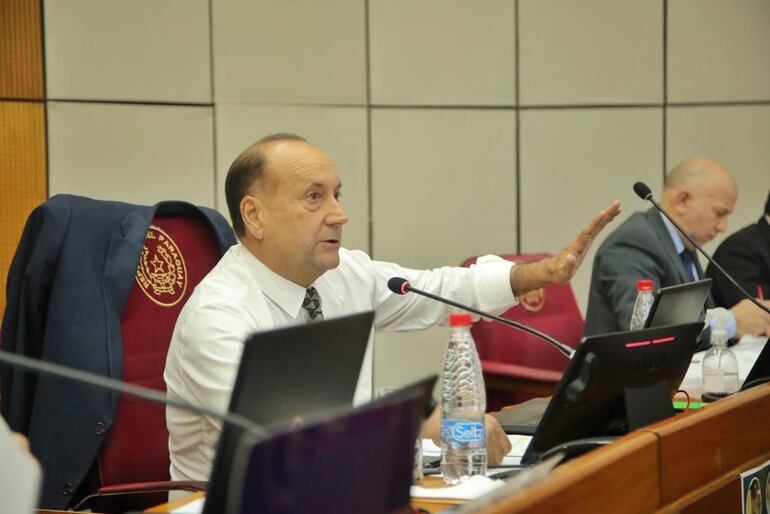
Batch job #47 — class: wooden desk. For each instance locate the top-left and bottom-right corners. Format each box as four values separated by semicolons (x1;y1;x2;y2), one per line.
144;385;770;513
474;383;770;513
144;480;462;513
650;383;770;513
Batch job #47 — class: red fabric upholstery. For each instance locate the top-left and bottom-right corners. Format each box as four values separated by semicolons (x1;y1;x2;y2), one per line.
461;253;584;410
97;215;221;487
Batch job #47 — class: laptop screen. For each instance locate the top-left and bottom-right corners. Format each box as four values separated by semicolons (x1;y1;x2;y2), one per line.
204;311;374;514
644;279;712;328
225;376;436;514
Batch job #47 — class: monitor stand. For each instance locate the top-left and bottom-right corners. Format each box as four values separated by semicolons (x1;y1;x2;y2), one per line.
624;380;675;431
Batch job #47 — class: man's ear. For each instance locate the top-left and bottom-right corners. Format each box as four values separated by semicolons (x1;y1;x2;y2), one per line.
241;195;264;240
673;189;691;215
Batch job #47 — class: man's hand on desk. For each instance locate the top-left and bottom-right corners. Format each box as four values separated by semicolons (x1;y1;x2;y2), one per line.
420;409;512;465
732;298;770;338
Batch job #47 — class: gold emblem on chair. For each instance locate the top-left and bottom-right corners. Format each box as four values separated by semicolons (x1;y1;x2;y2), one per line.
520;288;545;312
135;225;187;307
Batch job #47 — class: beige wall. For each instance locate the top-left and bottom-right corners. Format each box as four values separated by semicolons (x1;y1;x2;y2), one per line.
41;0;770;388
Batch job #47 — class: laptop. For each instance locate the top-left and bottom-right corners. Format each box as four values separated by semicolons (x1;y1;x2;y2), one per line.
495;280;713;436
644;279;713;328
741;340;770;391
204;311;375;514
494;323;703;451
223;376;437;514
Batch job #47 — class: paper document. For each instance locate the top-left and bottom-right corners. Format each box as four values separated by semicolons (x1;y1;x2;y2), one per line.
681;335;768;392
411;475;504;500
0;418;41;514
171;496;205;514
422;434;532;466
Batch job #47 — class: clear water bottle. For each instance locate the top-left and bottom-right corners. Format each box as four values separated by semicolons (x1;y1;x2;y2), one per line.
629;279;655;330
702;309;739;394
441;312;486;484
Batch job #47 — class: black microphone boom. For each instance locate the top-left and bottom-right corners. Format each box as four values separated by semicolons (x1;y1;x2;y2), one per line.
387;277;574;358
0;350;266;437
633;181;770;315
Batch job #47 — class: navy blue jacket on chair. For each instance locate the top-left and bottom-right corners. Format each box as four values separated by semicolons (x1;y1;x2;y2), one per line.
0;194;236;509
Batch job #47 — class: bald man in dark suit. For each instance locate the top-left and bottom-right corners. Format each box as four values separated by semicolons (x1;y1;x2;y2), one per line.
585;158;770;338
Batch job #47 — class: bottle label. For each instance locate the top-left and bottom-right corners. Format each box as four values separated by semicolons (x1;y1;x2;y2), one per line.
441;419;485;449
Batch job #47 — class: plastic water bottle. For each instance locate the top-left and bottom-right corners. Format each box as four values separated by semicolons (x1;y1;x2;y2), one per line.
629;279;655;330
702;309;739;394
441;312;486;484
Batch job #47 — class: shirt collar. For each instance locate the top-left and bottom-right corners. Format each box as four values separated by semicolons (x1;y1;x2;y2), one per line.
233;243;308;318
660;212;686;255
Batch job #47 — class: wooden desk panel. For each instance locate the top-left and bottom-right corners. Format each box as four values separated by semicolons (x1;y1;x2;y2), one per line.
649;384;770;505
655;474;741;514
473;432;660;514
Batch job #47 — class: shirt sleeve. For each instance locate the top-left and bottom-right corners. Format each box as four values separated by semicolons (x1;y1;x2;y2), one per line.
342;250;517;332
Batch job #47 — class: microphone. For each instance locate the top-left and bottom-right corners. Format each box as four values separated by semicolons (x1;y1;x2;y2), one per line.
633;181;770;315
0;350;266;437
387;277;574;358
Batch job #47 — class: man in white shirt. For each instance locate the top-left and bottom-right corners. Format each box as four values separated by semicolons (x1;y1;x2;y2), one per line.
164;133;621;481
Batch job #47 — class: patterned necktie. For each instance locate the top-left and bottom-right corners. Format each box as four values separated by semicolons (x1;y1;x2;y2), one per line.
679;249;698;282
302;287;324;322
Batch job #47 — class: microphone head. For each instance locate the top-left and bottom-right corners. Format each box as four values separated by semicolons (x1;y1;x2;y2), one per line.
387;277;411;295
633;181;653;200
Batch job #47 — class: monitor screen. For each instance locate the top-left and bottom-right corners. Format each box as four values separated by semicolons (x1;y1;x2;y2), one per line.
522;322;704;464
645;279;712;328
742;340;770;391
225;376;436;514
204;312;374;514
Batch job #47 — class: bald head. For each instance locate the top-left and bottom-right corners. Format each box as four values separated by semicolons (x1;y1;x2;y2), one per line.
662;157;738;246
225;133;307;237
664;157;735;191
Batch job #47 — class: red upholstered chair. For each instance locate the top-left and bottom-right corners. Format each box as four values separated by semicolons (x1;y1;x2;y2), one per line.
75;214;225;512
461;253;584;411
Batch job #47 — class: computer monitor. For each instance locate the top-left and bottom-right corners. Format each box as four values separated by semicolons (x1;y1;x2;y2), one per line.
644;279;712;328
224;376;437;514
741;341;770;391
204;311;374;514
521;322;704;464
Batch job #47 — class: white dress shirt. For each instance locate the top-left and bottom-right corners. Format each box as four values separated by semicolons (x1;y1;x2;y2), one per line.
164;243;517;481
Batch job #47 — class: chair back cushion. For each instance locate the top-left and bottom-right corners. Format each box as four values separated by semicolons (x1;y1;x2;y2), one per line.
98;215;221;485
462;253;584;372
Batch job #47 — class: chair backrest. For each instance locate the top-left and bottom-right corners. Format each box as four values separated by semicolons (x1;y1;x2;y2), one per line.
97;214;222;486
461;253;584;372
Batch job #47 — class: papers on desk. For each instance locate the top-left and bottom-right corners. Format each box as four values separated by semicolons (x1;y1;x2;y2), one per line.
680;335;768;393
172;436;538;509
411;475;504;500
422;434;533;467
171;496;204;513
0;418;41;514
414;435;534;501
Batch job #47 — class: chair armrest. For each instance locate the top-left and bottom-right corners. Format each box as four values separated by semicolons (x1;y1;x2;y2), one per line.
482;360;564;383
74;481;207;513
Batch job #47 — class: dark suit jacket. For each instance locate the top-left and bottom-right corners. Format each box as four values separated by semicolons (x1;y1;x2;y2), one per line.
584;207;707;336
0;194;235;509
706;216;770;308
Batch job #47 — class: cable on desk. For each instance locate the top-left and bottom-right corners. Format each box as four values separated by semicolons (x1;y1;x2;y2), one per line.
674;389;691;412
